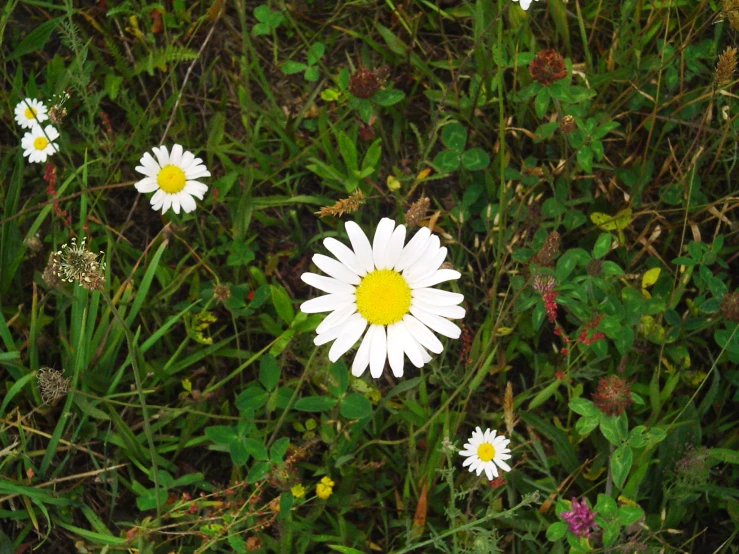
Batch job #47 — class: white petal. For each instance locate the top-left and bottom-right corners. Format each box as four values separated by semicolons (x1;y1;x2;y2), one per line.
153;145;170;168
485;463;498;480
323;237;366;277
352;325;375;377
495;459;511;472
369;325;387;378
410;306;461;339
179;192;197;213
135;178;159;193
316;304;357;334
185;181;208;199
186;167;211;179
403;315;444;354
312;254;361;285
409;269;461;289
300;294;355;313
314;324;343;346
345;221;375;274
394;227;431;272
404;234;440;274
386;323;405;378
519;0;532;9
383;225;407;270
412;287;464;307
160;194;173;214
171;144;183;166
180;151;196;171
170;195;181;214
418;344;433;363
372;218;395;270
328;314;367;362
404;245;447;284
301;272;356;295
411;298;465;319
394;320;424;368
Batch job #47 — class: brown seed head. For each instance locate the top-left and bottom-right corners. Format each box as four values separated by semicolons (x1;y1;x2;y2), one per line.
43;252;63;288
348;67;381;99
715;46;737;86
213;284;231;303
405;197;430;227
315;190;365;218
531;231;561;268
592;375;632;416
38;367;70;404
559;115;576;134
529;49;567;86
722;0;739;31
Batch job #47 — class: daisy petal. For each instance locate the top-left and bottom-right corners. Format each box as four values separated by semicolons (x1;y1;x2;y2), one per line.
496;459;512;472
403;315;444;354
328;314;367;362
372;218;395;270
409;306;461;339
394;227;431;272
301;272;356;295
323;238;367;277
394;320;424;368
411;287;464;307
300;294;355;313
369;324;387;378
409;269;462;289
312;254;361;285
403;245;447;284
352;325;375;377
316;304;357;334
314;324;343;346
411;298;466;319
345;221;375;274
386;323;405;378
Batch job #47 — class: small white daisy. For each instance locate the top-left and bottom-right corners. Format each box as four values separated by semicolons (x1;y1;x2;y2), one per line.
21;124;60;164
459;427;512;480
514;0;539;10
14;98;49;129
300;218;465;378
134;144;210;215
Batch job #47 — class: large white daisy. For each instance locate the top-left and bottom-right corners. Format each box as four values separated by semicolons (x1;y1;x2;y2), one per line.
459;427;512;480
14;98;49;129
300;218;465;378
134;144;210;215
21;124;60;164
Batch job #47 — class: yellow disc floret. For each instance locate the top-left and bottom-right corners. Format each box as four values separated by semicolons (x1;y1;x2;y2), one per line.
25;107;37;119
477;443;495;462
33;136;48;150
355;269;411;326
157;165;187;193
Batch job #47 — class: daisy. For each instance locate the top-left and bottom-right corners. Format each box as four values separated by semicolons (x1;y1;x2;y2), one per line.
21;125;60;164
14;98;49;129
300;218;465;378
134;144;210;215
459;427;512;480
514;0;539;10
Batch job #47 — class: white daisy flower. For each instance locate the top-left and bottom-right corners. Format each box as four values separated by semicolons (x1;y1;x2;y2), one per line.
459;427;512;480
300;218;465;378
14;98;49;129
134;144;210;215
21;124;60;164
514;0;539;10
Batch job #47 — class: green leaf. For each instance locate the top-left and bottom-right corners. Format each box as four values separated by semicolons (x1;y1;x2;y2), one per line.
328;546;368;554
613;326;634;355
304;66;320;82
372;89;405;106
528;380;561;410
575;415;600;436
72;395;110;421
534;87;551;118
433;150;460;173
307;43;325;65
616;505;643;525
8;18;61;60
281;60;307;75
243;438;269;461
270;437;290;463
339;393;373;419
611;445;633;489
555;249;579;282
337;130;358;172
227;242;255;267
293;395;338;412
709;448;739;464
591;209;632;231
546;522;568;541
259;354;280;391
441;122;468;153
230;441;249;466
592;233;612;259
460;147;490;171
594;494;617;516
599;413;628;445
248;461;271;481
252;22;270;36
577;145;593;173
271;284;295;324
205;425;237;445
236;387;268;411
361;138;382;173
568;398;600;418
229;534;247;553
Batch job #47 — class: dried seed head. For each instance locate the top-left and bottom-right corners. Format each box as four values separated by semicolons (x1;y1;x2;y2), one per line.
48;91;70;125
405;197;430;227
56;238;106;291
531;231;561;267
348;67;381;99
592;375;632;416
722;0;739;31
715;46;737;86
24;235;43;253
559;115;576;134
213;284;232;303
586;259;603;277
720;292;739;322
43;252;63;288
38;367;70;404
504;381;518;435
315;190;365;218
529;49;567;86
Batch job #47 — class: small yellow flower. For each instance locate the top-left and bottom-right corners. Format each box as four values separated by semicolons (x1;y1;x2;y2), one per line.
316;476;335;499
291;484;305;498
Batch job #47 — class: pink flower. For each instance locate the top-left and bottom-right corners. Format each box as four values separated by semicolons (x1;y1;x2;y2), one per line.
559;497;597;538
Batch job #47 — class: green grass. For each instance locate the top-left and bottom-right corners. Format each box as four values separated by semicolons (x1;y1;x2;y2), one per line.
1;0;738;552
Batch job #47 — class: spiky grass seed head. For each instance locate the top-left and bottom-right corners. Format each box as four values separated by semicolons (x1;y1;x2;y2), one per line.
56;239;106;291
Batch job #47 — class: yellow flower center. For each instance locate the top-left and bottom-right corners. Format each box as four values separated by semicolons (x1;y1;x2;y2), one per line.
477;443;496;462
355;269;411;326
33;136;48;151
157;165;186;193
24;107;37;119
